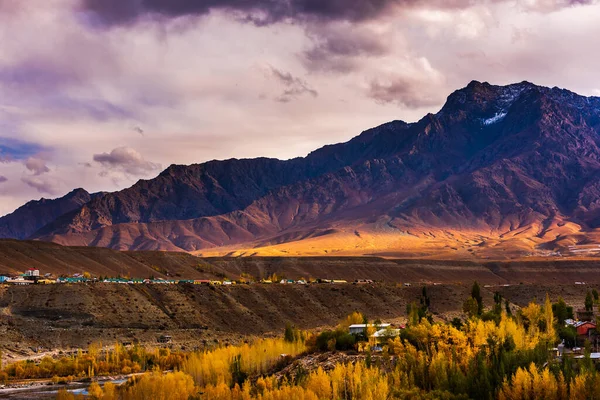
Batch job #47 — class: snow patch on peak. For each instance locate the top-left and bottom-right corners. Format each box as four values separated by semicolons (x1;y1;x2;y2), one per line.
482;112;507;125
497;84;530;108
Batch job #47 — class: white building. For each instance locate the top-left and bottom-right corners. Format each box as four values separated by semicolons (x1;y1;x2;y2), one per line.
25;268;40;277
349;323;391;335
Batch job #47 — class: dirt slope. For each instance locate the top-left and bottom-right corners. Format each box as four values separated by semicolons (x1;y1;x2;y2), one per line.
0;283;479;354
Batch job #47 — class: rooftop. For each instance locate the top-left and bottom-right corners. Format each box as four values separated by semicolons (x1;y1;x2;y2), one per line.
349;324;391;329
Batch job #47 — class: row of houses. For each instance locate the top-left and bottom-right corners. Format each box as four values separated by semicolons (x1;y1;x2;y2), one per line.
1;272;374;286
0;268;57;285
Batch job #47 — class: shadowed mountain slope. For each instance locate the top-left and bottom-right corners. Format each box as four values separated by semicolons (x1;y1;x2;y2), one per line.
0;188;102;240
22;81;600;257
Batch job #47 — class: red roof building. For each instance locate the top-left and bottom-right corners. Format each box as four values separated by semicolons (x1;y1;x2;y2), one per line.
576;321;596;336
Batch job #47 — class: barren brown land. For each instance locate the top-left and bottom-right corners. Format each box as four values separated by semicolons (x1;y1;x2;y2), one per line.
2;240;600;367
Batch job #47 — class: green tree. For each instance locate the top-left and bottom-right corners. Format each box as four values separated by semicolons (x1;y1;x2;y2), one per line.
284;323;296;343
552;297;572;325
493;292;503;315
504;300;512;316
585;291;594;312
230;354;247;387
471;282;483;316
463;297;479;318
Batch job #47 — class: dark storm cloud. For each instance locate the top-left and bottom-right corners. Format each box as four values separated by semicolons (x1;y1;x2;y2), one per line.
0;176;7;183
302;24;389;72
79;0;598;27
79;0;400;26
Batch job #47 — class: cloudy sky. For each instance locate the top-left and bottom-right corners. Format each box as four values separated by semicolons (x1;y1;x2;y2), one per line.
1;0;599;216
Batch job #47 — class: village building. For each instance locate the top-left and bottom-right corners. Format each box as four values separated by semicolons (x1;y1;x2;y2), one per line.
0;275;8;283
158;335;172;344
6;278;31;285
25;268;40;277
349;323;391;336
576;321;597;337
369;328;402;346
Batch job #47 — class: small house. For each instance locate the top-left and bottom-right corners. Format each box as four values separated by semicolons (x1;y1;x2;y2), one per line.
370;328;402;346
349;323;391;336
6;278;31;285
25;268;40;277
576;321;596;337
158;335;172;344
0;276;9;283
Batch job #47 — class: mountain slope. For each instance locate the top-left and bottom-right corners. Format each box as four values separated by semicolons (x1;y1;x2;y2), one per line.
31;81;600;257
32;120;413;238
0;188;101;240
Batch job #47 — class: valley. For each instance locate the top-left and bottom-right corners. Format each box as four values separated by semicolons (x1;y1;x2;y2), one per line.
1;245;600;363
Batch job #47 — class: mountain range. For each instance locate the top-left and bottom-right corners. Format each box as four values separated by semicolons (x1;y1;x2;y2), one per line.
3;80;600;259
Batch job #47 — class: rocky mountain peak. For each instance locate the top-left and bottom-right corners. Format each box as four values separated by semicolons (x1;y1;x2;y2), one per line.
4;81;600;258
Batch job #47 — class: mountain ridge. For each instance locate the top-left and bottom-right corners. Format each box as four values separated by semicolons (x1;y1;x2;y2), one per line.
10;80;600;258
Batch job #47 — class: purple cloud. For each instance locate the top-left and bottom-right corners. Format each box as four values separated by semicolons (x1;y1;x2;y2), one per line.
0;176;7;183
25;157;50;175
368;77;445;108
93;147;161;175
270;67;318;103
302;24;389;73
78;0;595;27
21;176;59;195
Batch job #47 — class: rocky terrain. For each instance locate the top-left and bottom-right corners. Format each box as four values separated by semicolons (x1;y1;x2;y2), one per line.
2;81;600;257
0;279;595;362
2;240;600;363
0;189;102;240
